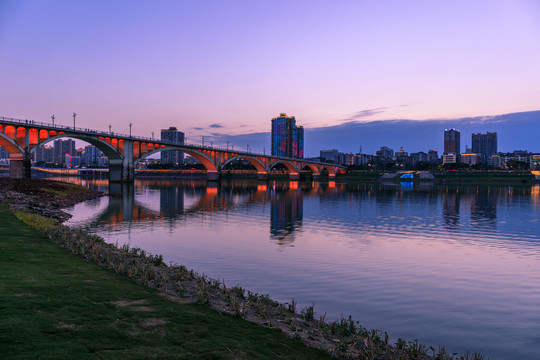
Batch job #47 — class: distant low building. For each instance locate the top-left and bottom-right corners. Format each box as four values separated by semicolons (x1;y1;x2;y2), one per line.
376;146;394;158
490;154;501;169
460;153;481;166
320;149;340;163
442;153;457;164
65;154;81;169
530;154;540;170
411;151;429;163
428;150;439;163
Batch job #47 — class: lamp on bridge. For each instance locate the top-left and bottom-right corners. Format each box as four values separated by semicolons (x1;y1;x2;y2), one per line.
73;112;77;129
51;115;55;126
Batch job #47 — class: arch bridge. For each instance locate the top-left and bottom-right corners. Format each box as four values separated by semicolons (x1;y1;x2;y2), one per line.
0;117;345;182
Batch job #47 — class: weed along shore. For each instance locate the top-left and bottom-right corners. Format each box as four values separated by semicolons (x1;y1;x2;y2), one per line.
0;179;485;359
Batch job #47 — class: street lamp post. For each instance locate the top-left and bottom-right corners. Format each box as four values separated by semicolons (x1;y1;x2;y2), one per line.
108;124;112;134
51;115;55;126
202;136;205;147
129;123;132;137
72;112;77;129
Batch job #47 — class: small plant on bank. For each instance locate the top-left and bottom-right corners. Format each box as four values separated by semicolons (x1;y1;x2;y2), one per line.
287;299;297;313
301;303;315;321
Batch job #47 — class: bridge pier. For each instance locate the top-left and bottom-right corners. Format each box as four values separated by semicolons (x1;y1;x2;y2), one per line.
9;152;31;179
257;172;269;181
109;158;135;182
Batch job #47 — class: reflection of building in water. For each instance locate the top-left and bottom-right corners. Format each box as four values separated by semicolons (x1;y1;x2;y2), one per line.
470;186;497;229
443;187;460;229
270;189;303;245
160;186;185;217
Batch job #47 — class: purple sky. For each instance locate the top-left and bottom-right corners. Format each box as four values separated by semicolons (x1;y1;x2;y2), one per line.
1;1;539;155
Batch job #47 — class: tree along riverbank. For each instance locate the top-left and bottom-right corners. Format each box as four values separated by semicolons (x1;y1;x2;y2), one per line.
0;179;485;359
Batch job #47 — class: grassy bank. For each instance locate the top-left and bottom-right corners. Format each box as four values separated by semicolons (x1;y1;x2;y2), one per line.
0;204;331;359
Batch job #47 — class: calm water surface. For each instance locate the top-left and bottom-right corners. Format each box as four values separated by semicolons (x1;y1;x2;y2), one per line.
61;178;540;359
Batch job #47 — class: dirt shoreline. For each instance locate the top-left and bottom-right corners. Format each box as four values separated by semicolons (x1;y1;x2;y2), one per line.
0;177;104;222
3;177;480;360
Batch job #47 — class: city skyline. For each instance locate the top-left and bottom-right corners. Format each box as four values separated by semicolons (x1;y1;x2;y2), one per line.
1;0;539;154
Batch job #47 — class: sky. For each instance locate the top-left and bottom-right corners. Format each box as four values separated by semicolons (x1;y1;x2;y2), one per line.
1;0;539;156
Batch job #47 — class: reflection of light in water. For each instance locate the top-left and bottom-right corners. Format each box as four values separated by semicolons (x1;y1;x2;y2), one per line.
257;184;267;191
289;181;298;190
328;181;335;188
400;182;414;190
206;187;218;194
532;185;539;206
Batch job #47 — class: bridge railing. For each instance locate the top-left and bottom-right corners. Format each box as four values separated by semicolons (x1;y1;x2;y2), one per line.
0;116;342;167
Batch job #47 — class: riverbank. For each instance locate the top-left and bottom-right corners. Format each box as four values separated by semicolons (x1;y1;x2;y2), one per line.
1;178;481;359
0;204;331;359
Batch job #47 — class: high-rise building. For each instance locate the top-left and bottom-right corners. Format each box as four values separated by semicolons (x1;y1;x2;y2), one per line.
444;129;460;155
271;113;304;158
83;145;105;166
161;127;185;165
472;132;497;157
34;145;54;163
53;139;76;165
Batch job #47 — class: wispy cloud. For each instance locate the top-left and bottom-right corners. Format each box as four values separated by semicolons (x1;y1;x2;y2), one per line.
339;104;410;123
340;107;388;122
209;123;223;128
192;127;204;130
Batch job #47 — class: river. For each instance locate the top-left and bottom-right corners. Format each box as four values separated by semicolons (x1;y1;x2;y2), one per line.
59;177;540;359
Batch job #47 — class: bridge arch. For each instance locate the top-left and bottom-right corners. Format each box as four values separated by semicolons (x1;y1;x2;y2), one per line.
136;146;218;173
320;165;337;176
222;155;267;173
0;132;24;155
269;160;298;175
31;134;123;160
299;163;321;176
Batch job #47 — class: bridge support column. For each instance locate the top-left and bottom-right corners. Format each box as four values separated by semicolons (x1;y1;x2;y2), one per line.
109;140;135;182
257;172;268;181
289;173;299;180
312;175;320;180
9;152;31;179
109;158;135;182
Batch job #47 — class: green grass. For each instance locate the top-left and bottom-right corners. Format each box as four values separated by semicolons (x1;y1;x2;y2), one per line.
0;204;331;359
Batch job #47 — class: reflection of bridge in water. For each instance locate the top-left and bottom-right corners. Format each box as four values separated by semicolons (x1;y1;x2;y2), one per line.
75;180;340;241
64;178;540;246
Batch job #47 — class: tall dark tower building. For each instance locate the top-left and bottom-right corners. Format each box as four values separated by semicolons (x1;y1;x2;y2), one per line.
271;113;304;158
472;132;497;157
444;129;460;155
161;127;185;165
